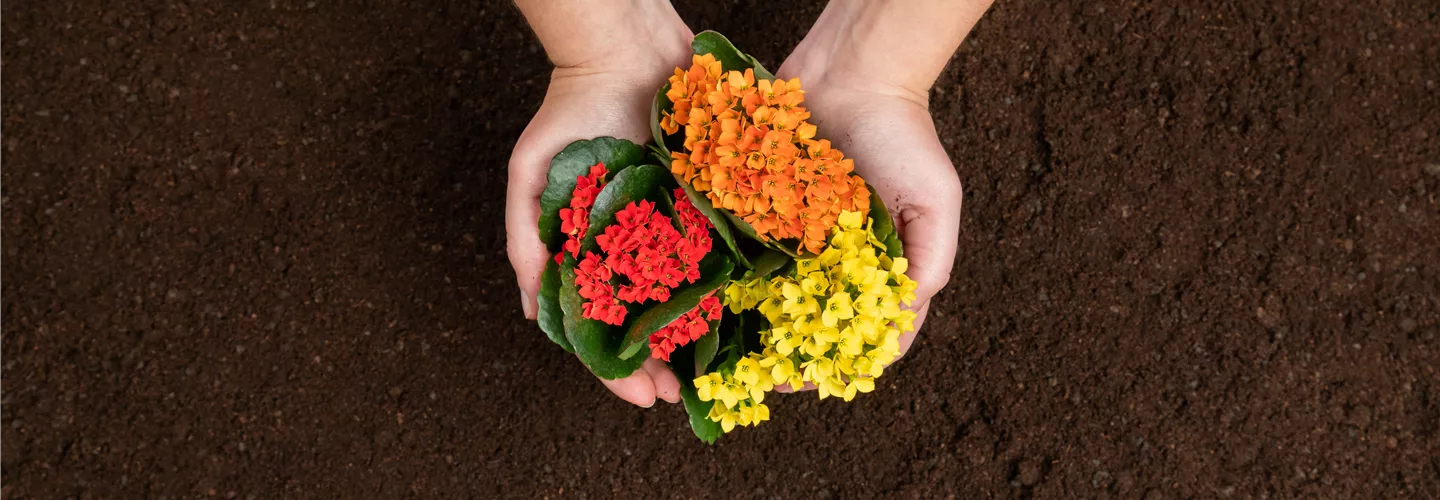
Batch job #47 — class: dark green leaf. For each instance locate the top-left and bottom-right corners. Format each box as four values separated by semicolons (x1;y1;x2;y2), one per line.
679;380;722;444
691;31;776;82
647;143;670;167
868;189;895;244
581;165;671;254
618;253;735;359
721;210;759;240
669;344;722;444
723;211;803;258
657;188;684;234
691;31;751;74
675;178;751;268
884;229;904;258
867;189;904;257
537;138;646;252
651;84;675;156
693;319;720;375
743;54;775;81
559;263;647;379
747;248;791;279
714;312;750;370
538;258;572;353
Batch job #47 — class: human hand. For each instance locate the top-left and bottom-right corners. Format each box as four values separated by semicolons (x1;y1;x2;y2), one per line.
775;63;963;363
771;0;989;366
506;1;693;407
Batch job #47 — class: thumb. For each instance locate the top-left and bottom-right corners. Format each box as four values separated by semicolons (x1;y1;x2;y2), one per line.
506;132;555;320
894;183;962;309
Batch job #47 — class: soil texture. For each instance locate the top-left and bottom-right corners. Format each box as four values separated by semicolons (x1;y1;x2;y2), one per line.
4;0;1439;497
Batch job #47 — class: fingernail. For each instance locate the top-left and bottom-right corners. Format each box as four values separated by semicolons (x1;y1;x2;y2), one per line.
520;289;536;319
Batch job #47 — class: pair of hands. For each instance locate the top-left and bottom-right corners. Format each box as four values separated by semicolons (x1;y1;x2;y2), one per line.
506;22;963;408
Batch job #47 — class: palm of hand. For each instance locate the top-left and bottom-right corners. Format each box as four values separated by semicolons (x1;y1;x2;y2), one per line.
776;77;964;357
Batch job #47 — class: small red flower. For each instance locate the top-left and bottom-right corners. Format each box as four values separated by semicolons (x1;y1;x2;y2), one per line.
647;294;722;362
559;163;608;261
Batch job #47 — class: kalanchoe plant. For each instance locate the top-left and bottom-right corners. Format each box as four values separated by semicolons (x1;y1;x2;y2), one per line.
538;31;915;444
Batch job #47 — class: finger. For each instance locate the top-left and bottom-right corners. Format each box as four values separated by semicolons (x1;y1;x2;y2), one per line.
598;370;658;408
506;132;553;320
894;177;962;307
642;357;682;404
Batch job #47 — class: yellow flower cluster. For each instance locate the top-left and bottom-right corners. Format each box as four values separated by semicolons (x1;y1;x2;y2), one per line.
696;210;917;432
693;355;772;432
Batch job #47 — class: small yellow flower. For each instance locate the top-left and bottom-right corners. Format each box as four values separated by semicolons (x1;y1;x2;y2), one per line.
889;256;909;275
742;402;771;425
802;326;835;357
843;377;875;401
801;357;834;382
768;325;805;355
836;325;864;357
710;403;740;432
760;352;803;390
734;356;763;387
796;258;822;275
816;376;847;400
801;271;829;296
758;294;785;321
837;210;864;229
694;373;725;402
781;283;819;317
821;290;855;327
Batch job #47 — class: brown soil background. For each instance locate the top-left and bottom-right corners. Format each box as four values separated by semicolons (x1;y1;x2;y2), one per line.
4;0;1439;497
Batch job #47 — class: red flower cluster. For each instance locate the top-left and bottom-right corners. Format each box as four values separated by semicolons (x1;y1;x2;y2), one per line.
556;163;608;263
573;189;715;326
649;295;722;362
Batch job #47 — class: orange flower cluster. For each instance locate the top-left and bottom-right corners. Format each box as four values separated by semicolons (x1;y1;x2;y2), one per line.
661;54;870;255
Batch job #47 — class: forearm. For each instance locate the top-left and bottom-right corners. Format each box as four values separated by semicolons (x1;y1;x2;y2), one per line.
514;0;692;71
787;0;993;102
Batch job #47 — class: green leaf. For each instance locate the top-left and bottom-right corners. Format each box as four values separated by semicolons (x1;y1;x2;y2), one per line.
657;188;684;234
538;258;572;353
722;211;802;258
868;189;904;258
675;178;751;268
558;263;647;380
581;164;671;254
747;248;791;279
691;31;751;74
618;253;735;359
884;227;904;258
868;189;895;244
537;138;646;252
669;342;723;444
743;54;776;81
693;319;720;375
647;143;670;167
679;380;722;444
651;84;675;156
691;31;775;81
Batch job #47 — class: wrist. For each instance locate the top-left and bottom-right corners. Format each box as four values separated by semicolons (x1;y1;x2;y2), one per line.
781;0;992;106
520;0;692;79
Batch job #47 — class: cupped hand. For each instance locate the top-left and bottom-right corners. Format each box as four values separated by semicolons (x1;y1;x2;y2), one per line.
776;59;964;364
506;37;692;408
